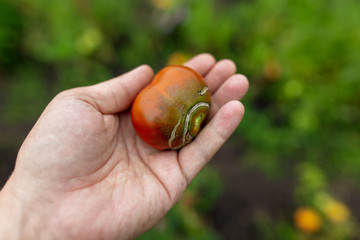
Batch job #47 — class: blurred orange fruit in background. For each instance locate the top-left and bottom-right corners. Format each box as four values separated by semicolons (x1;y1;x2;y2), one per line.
167;52;191;65
294;207;322;234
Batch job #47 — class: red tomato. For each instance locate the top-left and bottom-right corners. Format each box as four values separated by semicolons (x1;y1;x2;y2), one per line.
131;65;211;150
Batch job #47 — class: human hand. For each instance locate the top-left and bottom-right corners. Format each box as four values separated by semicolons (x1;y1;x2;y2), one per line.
0;53;248;240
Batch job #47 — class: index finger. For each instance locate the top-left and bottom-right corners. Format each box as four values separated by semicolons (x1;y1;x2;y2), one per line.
183;53;216;76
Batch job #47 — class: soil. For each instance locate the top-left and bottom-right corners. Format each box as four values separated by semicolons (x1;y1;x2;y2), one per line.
209;134;295;240
0;124;31;187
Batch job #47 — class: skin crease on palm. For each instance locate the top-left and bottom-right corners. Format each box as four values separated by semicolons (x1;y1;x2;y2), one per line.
0;53;249;240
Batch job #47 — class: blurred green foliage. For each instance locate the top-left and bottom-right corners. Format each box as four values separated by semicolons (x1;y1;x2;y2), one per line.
1;0;360;239
237;0;360;181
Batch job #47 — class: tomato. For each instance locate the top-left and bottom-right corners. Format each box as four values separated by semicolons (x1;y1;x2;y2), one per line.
131;65;211;150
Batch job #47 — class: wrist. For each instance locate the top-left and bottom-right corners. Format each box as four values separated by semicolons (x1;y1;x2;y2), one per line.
0;175;54;240
0;177;23;240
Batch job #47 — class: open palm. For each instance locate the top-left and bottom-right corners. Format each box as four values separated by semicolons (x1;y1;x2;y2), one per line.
3;54;248;240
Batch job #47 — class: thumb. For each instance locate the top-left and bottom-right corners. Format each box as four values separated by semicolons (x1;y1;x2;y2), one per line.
85;65;154;114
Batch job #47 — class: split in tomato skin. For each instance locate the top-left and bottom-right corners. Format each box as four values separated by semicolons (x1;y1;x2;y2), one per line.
131;65;211;150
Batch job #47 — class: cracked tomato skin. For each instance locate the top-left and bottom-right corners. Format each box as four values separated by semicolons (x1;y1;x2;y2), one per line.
131;65;211;150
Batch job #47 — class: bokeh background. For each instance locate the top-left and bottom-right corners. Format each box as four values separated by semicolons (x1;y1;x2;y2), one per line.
1;0;360;239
